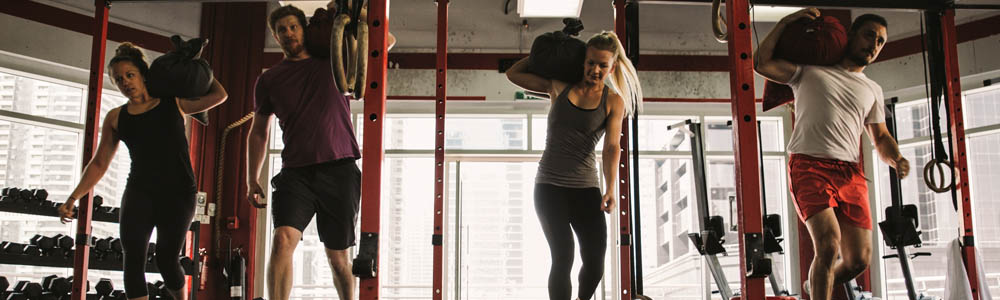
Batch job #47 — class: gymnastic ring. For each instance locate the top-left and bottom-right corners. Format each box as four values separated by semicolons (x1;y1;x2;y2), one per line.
923;158;954;193
331;13;352;95
346;31;359;90
353;21;369;99
711;0;728;43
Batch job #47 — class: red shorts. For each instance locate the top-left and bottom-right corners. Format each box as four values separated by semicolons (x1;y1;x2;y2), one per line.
788;154;872;230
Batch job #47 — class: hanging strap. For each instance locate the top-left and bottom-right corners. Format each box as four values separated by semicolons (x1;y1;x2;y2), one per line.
920;11;956;195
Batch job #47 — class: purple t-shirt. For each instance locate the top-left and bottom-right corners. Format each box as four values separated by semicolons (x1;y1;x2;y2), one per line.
254;57;360;168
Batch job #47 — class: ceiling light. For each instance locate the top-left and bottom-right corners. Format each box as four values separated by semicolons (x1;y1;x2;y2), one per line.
750;6;801;22
518;0;584;18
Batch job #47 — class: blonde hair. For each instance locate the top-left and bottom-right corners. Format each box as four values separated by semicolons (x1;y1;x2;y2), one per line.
586;31;643;116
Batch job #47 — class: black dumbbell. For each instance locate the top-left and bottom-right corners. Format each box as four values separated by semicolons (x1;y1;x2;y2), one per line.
18;189;35;204
42;276;70;296
145;282;159;298
30;235;56;250
91;195;103;211
3;242;26;254
53;234;73;250
33;189;48;202
24;244;41;256
152;281;170;299
7;188;22;203
12;281;42;300
0;276;9;298
94;279;113;298
107;290;127;300
95;238;112;252
110;239;122;255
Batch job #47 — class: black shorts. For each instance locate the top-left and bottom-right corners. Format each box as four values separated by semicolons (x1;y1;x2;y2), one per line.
271;158;361;250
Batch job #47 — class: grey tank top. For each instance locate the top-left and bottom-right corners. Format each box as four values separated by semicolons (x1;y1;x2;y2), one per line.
536;85;609;188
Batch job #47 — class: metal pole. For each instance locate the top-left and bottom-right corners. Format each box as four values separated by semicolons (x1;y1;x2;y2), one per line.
358;0;388;299
431;1;449;300
72;1;109;299
885;100;919;300
725;0;767;298
940;9;982;300
613;1;634;299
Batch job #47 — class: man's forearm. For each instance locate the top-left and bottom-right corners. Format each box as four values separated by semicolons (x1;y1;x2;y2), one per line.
247;133;269;182
876;137;903;166
754;21;789;67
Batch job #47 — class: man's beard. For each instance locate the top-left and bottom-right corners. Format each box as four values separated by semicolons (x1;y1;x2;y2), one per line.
282;42;304;57
848;51;871;67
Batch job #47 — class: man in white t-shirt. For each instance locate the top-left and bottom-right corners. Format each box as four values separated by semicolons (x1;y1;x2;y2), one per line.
754;8;910;300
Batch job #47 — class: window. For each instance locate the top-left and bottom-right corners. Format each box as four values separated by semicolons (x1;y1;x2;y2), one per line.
873;85;1000;299
0;69;147;286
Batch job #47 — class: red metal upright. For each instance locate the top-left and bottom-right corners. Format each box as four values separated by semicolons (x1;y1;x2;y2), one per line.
725;0;766;299
72;1;109;299
431;1;449;300
613;1;634;299
359;0;389;299
940;9;982;300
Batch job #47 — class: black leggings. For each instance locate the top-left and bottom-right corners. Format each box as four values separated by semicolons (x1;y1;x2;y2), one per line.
534;183;607;300
119;187;196;298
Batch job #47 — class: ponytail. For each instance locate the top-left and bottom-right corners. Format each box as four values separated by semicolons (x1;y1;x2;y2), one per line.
587;31;643;116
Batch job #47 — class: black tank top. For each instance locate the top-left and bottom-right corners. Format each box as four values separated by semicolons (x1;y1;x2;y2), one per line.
117;97;196;194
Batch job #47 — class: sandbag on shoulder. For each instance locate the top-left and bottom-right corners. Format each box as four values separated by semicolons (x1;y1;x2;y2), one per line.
527;18;587;84
763;16;846;111
147;35;214;125
306;7;336;59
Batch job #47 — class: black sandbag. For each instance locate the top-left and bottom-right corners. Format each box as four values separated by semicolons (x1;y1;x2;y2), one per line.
147;35;213;125
305;7;336;59
527;18;586;83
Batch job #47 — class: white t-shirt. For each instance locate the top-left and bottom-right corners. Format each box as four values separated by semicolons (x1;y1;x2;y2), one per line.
786;65;885;162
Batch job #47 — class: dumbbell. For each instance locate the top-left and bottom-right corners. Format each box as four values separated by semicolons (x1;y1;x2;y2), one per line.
152;281;170;299
33;189;48;202
91;195;104;211
0;276;9;299
6;187;22;203
30;235;56;250
107;290;126;300
42;275;70;296
94;279;113;299
145;282;159;298
30;235;58;256
11;281;42;300
0;188;12;204
3;242;26;255
18;189;35;205
24;244;41;256
53;234;73;250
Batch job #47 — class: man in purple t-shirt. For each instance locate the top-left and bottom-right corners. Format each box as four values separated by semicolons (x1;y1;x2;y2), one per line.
246;4;393;300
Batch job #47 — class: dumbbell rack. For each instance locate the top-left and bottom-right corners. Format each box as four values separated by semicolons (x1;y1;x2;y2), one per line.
0;199;202;299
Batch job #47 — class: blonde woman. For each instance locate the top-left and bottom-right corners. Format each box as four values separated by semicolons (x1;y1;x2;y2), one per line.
506;31;642;300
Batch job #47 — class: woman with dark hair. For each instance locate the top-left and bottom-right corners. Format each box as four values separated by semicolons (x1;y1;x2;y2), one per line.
505;31;643;300
57;42;227;300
